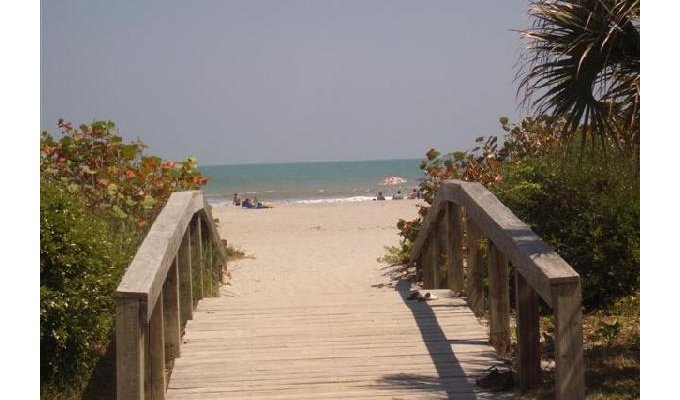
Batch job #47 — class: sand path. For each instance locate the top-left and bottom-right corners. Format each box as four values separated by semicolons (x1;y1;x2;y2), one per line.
214;200;420;301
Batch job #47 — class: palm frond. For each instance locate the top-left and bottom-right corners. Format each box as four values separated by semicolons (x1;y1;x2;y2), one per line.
515;0;639;157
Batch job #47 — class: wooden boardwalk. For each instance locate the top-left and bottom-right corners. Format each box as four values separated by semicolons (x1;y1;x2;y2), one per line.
161;202;515;399
166;284;512;399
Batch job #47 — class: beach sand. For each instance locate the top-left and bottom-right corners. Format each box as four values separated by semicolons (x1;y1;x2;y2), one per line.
211;199;424;299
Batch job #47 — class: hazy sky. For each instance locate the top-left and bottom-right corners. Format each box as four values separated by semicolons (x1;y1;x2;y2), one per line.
41;0;531;165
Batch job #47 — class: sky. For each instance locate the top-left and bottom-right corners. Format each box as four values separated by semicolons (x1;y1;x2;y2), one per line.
41;0;531;166
3;2;677;396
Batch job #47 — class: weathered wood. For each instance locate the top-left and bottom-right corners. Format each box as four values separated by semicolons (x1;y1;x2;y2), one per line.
420;239;432;288
198;201;229;267
409;194;445;262
446;202;465;292
117;191;204;319
191;214;204;301
439;180;579;307
115;191;227;399
465;218;484;316
149;293;166;399
516;272;540;390
437;217;450;288
163;258;181;361
553;281;585;400
488;242;511;356
204;228;214;296
116;298;145;400
166;293;507;400
426;236;439;289
178;228;193;324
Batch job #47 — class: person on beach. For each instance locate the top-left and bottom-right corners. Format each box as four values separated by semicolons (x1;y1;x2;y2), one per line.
408;189;418;199
233;193;241;206
253;196;270;209
376;192;386;201
392;191;403;200
242;198;254;208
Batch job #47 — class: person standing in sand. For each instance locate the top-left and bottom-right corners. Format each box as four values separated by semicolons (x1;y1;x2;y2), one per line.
233;193;241;206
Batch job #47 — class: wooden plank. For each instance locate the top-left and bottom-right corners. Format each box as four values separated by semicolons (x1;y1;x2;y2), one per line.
446;202;465;292
116;298;145;400
553;281;585;400
424;237;437;289
178;228;193;324
163;258;181;361
488;242;511;356
149;294;166;400
191;214;204;301
409;194;445;262
465;217;484;316
515;272;540;390
116;192;200;300
436;212;447;288
204;226;214;296
166;289;508;400
198;199;229;266
440;180;579;307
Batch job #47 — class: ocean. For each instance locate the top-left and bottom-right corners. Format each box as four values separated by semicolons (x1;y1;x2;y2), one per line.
200;159;424;205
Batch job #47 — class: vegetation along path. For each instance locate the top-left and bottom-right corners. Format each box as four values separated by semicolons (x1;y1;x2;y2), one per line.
165;201;512;399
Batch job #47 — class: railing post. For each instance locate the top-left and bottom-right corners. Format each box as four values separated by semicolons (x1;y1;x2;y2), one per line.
445;202;465;292
178;228;193;324
465;218;484;316
163;258;181;361
116;298;145;400
205;230;215;295
516;272;540;390
149;295;166;399
435;216;445;288
191;215;204;301
553;281;585;400
488;242;511;356
425;236;438;289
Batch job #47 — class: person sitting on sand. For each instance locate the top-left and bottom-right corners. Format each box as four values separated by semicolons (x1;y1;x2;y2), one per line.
376;192;386;201
233;193;241;206
392;191;403;200
408;189;418;199
242;198;254;208
253;196;271;209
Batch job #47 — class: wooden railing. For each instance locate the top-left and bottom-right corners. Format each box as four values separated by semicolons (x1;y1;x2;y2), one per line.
410;180;584;400
115;191;227;400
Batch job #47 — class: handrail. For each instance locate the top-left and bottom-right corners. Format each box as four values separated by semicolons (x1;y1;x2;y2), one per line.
115;190;227;400
409;180;584;400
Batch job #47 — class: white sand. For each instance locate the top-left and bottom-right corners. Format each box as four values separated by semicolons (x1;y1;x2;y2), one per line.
211;199;424;300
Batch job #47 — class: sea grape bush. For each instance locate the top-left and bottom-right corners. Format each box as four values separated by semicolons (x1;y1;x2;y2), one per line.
394;116;639;309
40;179;128;389
40;120;209;395
492;142;639;309
40;119;207;230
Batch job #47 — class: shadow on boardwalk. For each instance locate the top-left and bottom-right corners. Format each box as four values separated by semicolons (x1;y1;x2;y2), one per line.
371;279;513;400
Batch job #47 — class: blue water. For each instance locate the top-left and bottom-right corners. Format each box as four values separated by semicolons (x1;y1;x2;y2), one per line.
200;159;424;205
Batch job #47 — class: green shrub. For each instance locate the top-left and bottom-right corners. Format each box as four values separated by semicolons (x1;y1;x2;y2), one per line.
492;142;639;309
40;179;128;391
40;120;211;396
389;116;639;310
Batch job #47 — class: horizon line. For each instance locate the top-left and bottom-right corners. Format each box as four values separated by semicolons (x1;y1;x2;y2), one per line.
201;157;424;168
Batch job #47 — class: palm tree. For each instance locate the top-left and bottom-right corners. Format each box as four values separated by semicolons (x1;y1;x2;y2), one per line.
516;0;639;157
